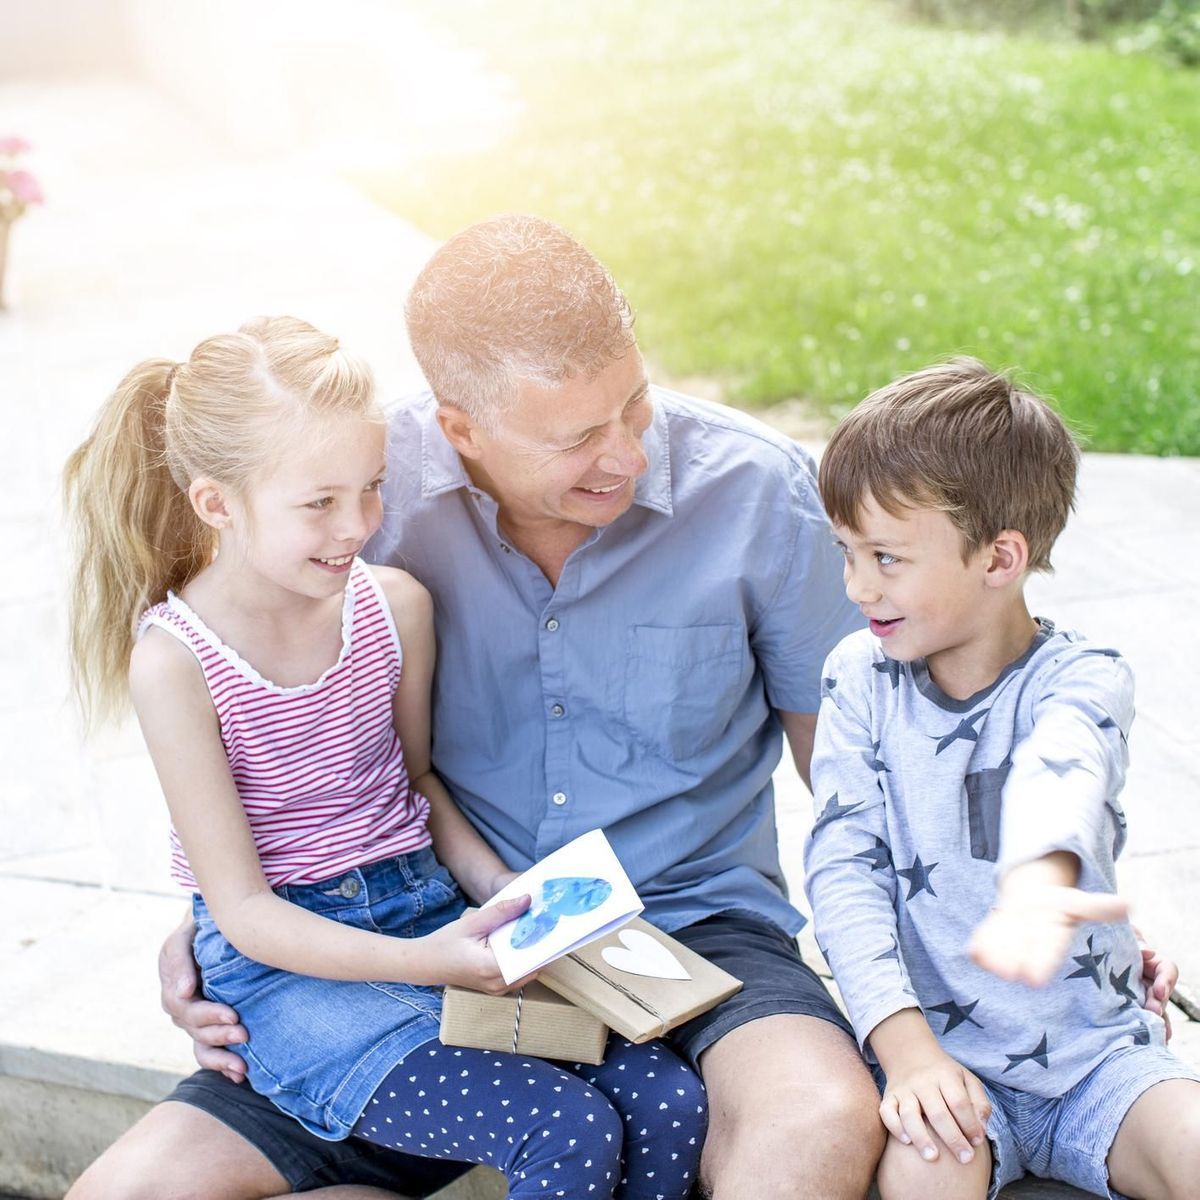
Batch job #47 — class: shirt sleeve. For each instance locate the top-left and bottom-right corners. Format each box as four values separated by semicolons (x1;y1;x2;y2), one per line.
997;647;1134;888
804;644;921;1049
753;449;862;714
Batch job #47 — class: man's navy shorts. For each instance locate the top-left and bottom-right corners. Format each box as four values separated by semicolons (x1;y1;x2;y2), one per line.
167;908;853;1193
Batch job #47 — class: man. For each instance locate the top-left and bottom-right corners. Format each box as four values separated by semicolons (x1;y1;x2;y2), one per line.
63;214;907;1199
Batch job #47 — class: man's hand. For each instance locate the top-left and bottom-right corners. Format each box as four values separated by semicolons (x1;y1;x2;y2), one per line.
159;913;248;1083
1136;928;1178;1040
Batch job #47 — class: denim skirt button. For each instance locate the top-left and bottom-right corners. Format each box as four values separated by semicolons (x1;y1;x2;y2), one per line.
339;876;361;899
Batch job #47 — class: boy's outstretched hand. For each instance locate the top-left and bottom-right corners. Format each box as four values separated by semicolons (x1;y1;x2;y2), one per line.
969;853;1129;987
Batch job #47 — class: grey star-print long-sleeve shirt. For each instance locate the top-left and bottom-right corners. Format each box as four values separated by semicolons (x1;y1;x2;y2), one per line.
805;621;1163;1096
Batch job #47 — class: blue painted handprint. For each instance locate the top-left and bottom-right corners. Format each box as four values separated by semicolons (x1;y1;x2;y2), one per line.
510;876;613;950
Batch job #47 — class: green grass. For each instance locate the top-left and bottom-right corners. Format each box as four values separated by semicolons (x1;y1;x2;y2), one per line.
362;0;1200;454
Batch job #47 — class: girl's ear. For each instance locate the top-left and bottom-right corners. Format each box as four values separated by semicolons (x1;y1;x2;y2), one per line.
984;529;1030;588
188;478;233;530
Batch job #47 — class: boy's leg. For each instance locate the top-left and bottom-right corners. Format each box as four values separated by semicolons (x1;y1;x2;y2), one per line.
669;911;884;1200
875;1117;992;1200
1106;1078;1200;1200
1046;1044;1200;1200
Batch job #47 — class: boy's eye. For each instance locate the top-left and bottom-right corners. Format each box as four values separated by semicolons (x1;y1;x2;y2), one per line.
876;552;899;566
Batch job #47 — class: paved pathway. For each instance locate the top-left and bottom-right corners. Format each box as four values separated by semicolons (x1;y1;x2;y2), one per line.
1;76;1197;1200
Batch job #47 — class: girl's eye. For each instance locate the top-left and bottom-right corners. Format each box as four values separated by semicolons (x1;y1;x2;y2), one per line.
307;497;333;510
366;478;386;493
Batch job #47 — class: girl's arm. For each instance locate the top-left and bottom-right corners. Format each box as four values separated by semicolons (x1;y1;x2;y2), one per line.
129;627;523;992
378;567;518;905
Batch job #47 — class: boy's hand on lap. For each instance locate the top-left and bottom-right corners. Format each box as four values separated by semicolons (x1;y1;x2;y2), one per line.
879;1046;991;1165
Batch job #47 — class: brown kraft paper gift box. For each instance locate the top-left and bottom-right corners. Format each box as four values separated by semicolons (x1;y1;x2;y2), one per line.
440;980;610;1065
538;917;743;1043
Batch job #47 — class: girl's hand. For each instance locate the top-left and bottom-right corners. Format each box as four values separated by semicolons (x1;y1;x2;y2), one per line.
879;1047;991;1165
158;913;247;1083
417;895;535;994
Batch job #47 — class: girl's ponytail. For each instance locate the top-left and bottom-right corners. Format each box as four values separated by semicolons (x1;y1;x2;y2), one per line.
63;359;214;726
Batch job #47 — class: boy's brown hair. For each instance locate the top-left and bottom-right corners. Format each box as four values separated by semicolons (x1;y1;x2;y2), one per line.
818;358;1079;572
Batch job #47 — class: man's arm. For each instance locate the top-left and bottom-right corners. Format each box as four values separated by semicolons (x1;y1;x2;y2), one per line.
778;709;816;792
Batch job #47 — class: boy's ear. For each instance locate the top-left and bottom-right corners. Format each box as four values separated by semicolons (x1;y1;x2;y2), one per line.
984;529;1030;588
436;405;486;460
188;478;233;530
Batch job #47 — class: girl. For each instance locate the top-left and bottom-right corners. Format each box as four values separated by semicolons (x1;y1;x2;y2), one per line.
63;317;706;1199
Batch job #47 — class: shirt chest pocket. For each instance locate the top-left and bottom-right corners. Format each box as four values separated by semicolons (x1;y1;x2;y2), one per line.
624;623;751;762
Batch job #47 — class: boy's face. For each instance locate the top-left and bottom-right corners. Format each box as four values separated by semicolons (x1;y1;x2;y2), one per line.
832;494;995;675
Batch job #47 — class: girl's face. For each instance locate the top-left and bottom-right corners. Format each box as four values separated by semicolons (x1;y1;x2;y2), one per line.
228;415;387;602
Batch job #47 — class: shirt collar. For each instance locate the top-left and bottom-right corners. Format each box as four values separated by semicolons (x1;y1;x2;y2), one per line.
417;387;674;517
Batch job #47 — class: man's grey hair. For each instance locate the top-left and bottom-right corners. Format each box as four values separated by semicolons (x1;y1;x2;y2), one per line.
405;214;637;428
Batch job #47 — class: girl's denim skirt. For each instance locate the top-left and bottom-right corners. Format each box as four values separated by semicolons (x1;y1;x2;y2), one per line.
192;847;466;1141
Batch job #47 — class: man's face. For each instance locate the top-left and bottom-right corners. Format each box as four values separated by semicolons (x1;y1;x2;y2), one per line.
832;494;994;679
467;351;652;532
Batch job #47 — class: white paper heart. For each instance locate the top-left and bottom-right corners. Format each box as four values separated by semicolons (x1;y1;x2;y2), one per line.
601;929;691;980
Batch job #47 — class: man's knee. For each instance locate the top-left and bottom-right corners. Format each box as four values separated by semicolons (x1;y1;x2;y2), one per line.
65;1100;288;1200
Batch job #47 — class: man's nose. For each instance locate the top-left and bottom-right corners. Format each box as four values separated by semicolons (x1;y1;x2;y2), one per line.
597;424;648;478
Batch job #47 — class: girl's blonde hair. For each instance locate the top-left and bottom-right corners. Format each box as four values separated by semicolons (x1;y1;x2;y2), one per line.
63;315;378;727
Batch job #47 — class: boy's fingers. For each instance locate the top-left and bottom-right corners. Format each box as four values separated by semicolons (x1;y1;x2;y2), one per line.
878;1096;908;1143
943;1083;985;1154
964;1073;992;1133
897;1096;938;1161
1059;889;1129;926
924;1095;974;1165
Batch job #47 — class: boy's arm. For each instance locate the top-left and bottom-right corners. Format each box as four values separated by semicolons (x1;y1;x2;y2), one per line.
970;649;1134;985
802;652;919;1050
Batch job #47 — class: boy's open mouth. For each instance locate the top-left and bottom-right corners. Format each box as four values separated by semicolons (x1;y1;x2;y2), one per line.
869;617;903;637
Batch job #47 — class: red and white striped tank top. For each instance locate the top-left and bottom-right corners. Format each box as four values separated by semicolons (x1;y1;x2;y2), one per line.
138;560;432;889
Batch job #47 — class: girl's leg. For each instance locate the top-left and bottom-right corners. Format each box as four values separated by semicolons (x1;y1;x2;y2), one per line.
566;1037;708;1200
352;1041;623;1199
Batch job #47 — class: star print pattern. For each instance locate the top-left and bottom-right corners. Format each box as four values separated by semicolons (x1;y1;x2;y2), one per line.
811;792;864;834
853;836;892;872
1065;935;1108;988
862;740;890;773
1109;965;1140;1008
873;657;904;688
897;853;938;899
929;998;983;1034
930;707;989;755
1002;1033;1050;1074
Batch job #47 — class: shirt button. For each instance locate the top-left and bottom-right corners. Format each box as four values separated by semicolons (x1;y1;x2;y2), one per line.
545;618;560;631
552;792;567;806
550;703;565;718
339;876;361;899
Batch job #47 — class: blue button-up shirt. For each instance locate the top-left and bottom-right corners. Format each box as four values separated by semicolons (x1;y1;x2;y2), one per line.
367;387;860;934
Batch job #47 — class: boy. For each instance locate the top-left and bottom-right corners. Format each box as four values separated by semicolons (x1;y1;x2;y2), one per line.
805;359;1200;1200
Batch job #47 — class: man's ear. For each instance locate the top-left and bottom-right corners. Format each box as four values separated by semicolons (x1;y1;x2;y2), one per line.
984;529;1030;588
436;405;486;460
188;478;233;530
